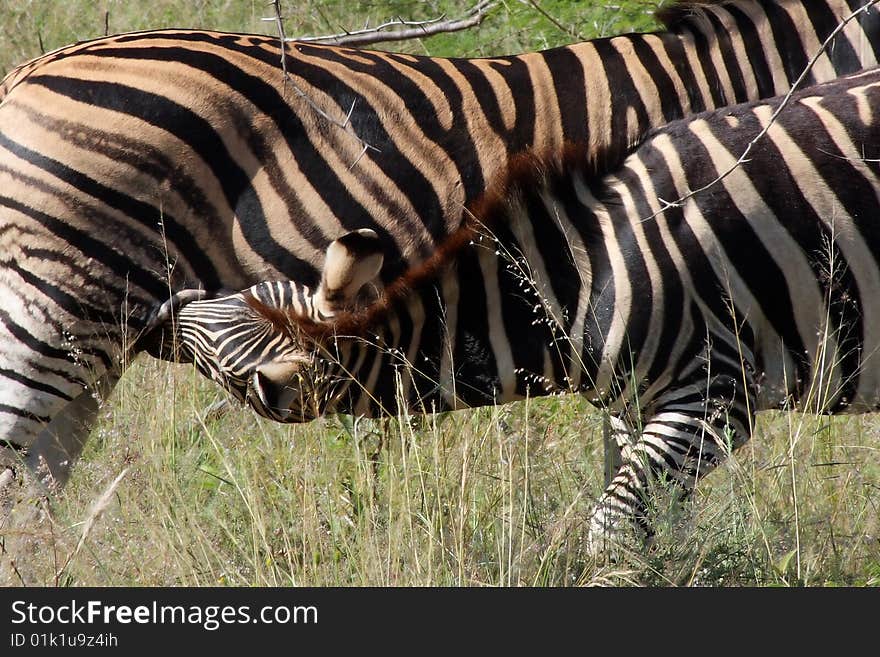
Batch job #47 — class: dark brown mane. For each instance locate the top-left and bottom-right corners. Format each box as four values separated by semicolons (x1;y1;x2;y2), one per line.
244;292;297;335
258;134;643;342
654;0;735;30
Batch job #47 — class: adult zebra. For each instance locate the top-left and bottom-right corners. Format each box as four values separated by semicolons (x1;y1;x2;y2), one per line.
157;65;880;549
1;0;879;492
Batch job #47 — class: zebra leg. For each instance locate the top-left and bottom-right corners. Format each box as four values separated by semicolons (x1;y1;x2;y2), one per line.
24;370;120;490
0;371;120;583
587;371;755;555
1;371;120;519
0;260;122;472
0;313;121;491
0;369;95;492
602;413;637;487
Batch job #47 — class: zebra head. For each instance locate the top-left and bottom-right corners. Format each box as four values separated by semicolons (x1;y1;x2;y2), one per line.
162;229;385;422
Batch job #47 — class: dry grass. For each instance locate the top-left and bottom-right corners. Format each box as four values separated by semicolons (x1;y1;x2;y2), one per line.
5;357;879;587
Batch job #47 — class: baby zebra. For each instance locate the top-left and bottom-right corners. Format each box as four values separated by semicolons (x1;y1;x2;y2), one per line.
159;67;880;550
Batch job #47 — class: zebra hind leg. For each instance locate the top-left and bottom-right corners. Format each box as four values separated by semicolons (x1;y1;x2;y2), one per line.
602;413;638;487
0;372;122;584
4;286;214;503
4;287;216;504
587;372;755;558
24;371;121;489
0;371;121;584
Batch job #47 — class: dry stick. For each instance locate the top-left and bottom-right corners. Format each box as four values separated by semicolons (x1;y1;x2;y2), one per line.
294;1;498;47
525;0;583;41
266;0;289;77
265;1;499;165
651;0;880;218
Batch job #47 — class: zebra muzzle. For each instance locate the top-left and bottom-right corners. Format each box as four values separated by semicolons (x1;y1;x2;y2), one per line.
250;358;314;421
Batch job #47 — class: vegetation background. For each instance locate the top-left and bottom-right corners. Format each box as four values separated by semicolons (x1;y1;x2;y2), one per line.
1;0;878;586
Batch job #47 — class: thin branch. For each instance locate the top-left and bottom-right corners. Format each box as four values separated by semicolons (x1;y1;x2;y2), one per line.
263;1;381;167
525;0;583;42
293;1;499;47
299;14;450;43
265;0;289;78
261;0;499;166
815;144;880;163
649;0;880;220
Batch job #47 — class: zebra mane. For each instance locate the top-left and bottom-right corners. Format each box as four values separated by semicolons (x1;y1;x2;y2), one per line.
655;0;740;30
251;138;636;342
243;289;302;337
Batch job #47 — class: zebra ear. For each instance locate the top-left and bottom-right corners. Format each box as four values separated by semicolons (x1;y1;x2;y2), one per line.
315;229;384;318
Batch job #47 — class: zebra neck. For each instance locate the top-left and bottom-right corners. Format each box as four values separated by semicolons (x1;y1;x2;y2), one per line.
321;170;618;417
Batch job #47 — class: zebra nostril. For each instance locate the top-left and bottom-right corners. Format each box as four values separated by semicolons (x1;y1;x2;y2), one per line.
251;359;309;418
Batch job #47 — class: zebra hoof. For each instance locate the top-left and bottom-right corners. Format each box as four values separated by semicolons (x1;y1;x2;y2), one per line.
0;446;25;524
0;466;17;524
0;452;54;585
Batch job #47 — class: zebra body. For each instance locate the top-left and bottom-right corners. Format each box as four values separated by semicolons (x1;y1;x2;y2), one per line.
167;66;880;546
2;0;880;486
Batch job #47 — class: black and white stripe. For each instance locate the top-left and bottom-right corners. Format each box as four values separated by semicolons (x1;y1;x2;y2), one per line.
169;66;880;547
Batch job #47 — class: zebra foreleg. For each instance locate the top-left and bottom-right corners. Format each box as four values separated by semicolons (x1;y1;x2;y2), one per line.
24;371;121;490
601;413;637;487
587;372;755;555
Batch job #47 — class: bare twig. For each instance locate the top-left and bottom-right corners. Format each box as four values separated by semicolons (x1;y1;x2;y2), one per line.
261;0;500;166
650;0;880;218
294;1;498;47
266;0;289;78
525;0;583;41
263;1;381;168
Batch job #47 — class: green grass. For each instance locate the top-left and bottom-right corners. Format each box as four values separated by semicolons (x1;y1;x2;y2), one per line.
2;0;880;587
0;0;662;76
11;360;880;586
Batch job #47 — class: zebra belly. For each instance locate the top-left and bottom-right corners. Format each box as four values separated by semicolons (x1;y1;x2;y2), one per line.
752;318;880;415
